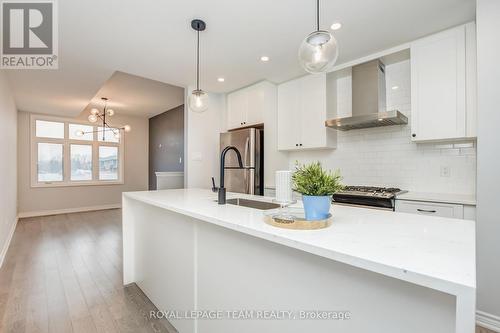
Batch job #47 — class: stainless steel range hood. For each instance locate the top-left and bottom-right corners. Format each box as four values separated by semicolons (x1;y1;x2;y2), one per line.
325;59;408;131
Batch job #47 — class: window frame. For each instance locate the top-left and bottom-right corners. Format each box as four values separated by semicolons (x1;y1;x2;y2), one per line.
30;114;125;188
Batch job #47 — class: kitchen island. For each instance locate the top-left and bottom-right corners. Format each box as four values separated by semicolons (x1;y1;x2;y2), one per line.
122;189;475;333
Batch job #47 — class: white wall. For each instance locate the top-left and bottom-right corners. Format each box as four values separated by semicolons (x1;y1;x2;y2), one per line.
0;72;18;266
476;0;500;322
185;88;226;188
288;60;476;195
262;83;289;188
17;111;149;215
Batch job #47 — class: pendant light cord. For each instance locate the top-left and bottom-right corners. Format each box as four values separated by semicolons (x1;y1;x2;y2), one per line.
316;0;320;31
196;29;200;91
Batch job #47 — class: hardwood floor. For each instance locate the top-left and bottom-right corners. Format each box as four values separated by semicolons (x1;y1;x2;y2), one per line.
0;209;496;333
0;209;176;333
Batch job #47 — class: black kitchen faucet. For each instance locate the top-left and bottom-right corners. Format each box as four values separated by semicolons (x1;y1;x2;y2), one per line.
212;146;252;204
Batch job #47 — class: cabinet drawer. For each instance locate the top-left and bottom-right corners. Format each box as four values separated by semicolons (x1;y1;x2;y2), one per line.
395;200;464;219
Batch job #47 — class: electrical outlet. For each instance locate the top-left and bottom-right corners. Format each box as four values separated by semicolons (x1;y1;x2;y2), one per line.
440;166;451;177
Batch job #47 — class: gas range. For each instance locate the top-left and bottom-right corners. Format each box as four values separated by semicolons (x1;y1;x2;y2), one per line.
332;186;407;210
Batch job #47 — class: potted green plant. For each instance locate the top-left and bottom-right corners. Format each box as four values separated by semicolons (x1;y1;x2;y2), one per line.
292;162;344;221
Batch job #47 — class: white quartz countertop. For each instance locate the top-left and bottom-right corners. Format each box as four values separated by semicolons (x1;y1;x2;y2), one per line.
123;189;476;297
396;192;476;205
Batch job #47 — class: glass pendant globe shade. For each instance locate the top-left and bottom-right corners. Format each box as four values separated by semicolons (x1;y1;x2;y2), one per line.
90;108;99;115
123;124;131;132
88;114;98;123
106;109;115;116
75;130;84;137
188;89;209;113
298;30;339;74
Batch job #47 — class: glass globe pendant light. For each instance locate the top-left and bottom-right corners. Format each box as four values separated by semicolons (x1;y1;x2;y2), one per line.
88;114;98;123
298;0;339;74
188;19;209;113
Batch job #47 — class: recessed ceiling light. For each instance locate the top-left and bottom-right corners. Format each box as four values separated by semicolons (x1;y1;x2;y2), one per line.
217;77;225;82
260;56;270;62
330;22;342;30
392;85;399;90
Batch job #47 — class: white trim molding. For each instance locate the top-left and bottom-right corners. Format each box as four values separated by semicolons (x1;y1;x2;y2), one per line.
155;171;184;190
0;218;18;268
17;203;121;218
477;311;500;332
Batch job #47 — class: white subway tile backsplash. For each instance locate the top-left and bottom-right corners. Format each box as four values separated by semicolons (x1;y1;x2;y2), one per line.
288;60;476;195
460;148;476;155
454;142;475;148
440;148;460;156
434;144;454;149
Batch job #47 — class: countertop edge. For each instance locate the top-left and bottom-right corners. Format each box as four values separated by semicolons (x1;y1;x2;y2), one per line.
396;192;477;206
122;191;476;298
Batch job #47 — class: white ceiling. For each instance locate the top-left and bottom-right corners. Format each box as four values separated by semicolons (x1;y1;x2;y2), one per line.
6;0;475;117
81;71;184;118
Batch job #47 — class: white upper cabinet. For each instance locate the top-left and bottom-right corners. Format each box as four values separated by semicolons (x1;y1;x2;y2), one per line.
277;79;301;150
227;89;247;129
277;74;336;151
410;23;477;142
245;84;266;126
226;81;273;130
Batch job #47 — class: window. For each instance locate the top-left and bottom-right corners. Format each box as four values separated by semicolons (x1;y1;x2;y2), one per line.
36;120;64;138
69;124;93;140
99;146;118;180
71;144;92;181
98;126;119;143
31;115;124;187
37;143;63;182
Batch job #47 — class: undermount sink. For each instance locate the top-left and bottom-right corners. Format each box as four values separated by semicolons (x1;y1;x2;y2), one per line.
225;198;280;210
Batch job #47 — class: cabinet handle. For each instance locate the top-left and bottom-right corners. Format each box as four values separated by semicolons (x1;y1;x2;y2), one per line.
299;143;303;146
412;133;416;138
417;209;436;213
295;144;298;147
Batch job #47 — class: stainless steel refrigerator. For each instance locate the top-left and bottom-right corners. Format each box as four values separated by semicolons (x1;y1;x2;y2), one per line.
220;128;263;195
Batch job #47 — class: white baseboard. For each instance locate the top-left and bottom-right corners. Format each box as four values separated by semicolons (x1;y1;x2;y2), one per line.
17;203;122;218
0;217;18;268
477;311;500;332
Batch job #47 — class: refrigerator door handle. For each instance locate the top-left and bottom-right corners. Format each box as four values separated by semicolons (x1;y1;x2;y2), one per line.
248;168;255;195
243;137;250;167
243;137;250;193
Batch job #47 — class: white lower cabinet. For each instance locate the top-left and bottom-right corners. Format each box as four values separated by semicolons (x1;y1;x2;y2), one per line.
395;199;476;220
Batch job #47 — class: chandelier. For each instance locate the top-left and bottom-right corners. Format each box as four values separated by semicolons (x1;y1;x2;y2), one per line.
76;97;131;140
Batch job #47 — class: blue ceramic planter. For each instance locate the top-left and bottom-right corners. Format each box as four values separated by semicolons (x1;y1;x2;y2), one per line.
302;195;331;221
